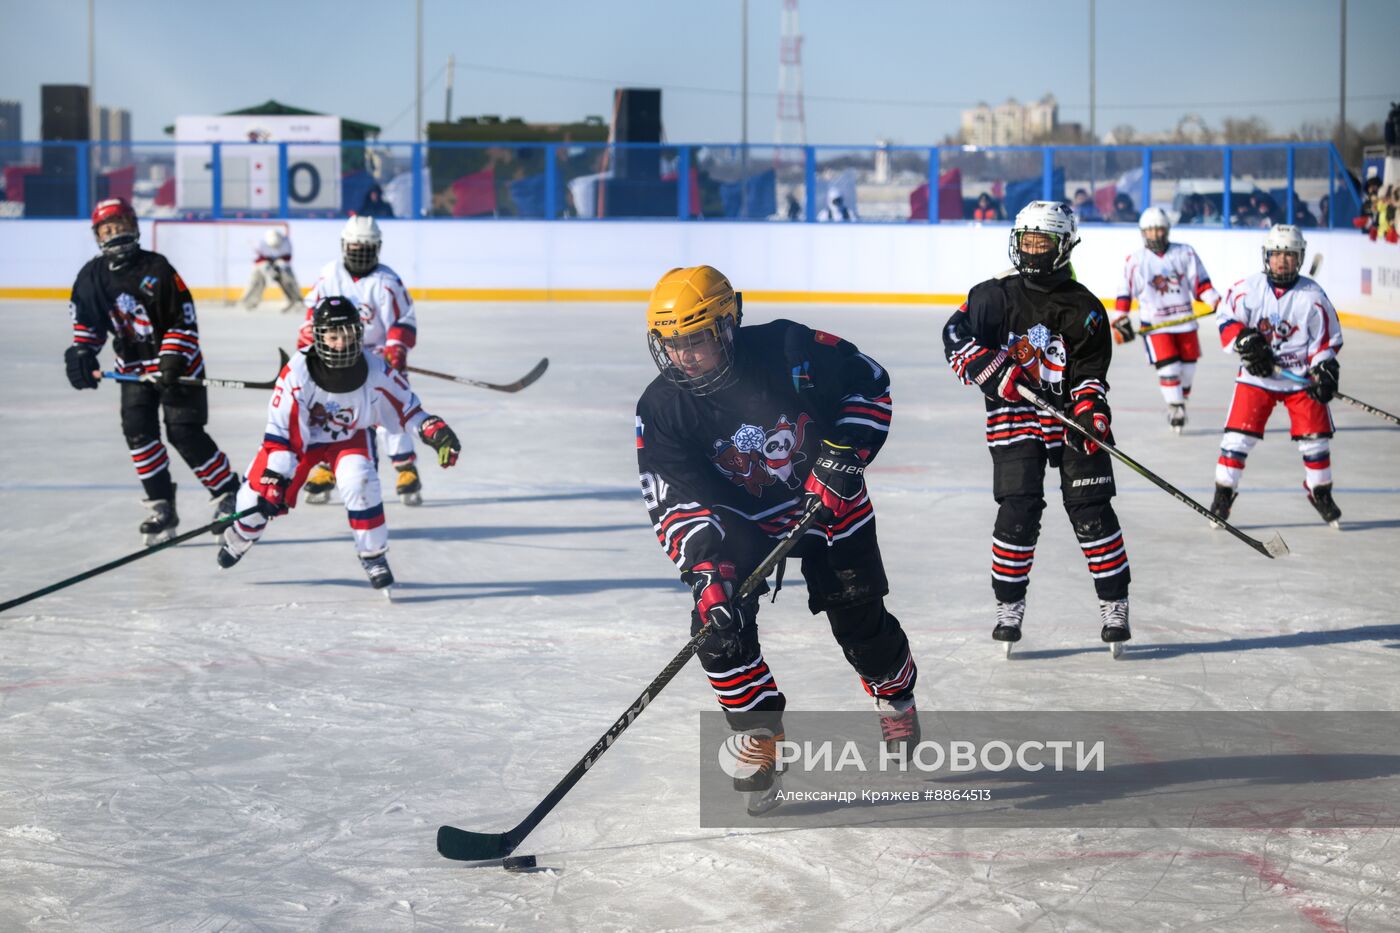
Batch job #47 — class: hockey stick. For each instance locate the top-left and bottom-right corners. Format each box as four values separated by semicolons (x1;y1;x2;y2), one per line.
0;507;261;614
1017;385;1288;559
1274;369;1400;427
102;349;290;391
1138;306;1215;334
1308;253;1324;277
436;500;825;862
406;357;549;394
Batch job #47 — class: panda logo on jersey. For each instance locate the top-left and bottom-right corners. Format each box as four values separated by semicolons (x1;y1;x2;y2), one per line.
308;400;358;440
111;292;154;340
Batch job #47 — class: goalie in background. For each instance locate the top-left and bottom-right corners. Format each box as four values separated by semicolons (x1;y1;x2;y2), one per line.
240;229;301;312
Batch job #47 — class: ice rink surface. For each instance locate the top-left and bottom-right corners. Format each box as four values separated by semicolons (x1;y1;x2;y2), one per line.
3;296;1399;932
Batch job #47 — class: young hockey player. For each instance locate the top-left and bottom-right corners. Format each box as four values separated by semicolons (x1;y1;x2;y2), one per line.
217;296;461;591
943;200;1131;653
1210;224;1344;527
297;216;423;504
636;265;921;814
1109;206;1222;432
240;228;301;312
64;197;241;545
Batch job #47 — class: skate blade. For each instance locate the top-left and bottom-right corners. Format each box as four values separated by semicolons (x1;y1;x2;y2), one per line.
1327;519;1342;531
143;529;176;546
746;781;783;816
1109;641;1125;659
1003;639;1014;658
399;491;423;507
380;586;394;602
303;490;332;505
1171;426;1183;436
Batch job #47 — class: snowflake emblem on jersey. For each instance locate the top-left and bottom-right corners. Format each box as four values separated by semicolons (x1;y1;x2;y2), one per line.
1026;324;1051;351
731;424;766;452
111;292;154;340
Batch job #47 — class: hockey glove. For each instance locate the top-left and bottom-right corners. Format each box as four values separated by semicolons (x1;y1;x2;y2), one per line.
687;560;753;652
253;469;290;517
968;348;1027;403
1068;399;1111;456
1110;315;1136;344
1233;327;1274;378
419;415;460;467
157;353;186;389
64;344;100;390
1307;357;1340;403
802;439;866;526
383;344;408;372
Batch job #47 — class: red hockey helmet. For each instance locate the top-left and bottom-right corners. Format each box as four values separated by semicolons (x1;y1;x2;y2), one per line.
91;198;140;268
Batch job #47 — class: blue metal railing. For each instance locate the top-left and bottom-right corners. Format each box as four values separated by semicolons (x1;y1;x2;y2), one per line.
0;140;1363;231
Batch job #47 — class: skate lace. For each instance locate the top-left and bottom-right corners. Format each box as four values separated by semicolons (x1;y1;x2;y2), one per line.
880;709;917;741
996;600;1025;628
1100;600;1129;628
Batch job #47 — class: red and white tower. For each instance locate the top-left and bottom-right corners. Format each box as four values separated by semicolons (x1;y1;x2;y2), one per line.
775;0;806;159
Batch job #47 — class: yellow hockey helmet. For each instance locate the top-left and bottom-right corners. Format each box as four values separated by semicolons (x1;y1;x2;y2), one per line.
646;266;743;395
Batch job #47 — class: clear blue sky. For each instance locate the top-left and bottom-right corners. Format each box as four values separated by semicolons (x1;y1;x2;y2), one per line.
2;0;1395;145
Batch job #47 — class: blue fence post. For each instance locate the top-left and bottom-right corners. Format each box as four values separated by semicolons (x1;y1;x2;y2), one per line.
1327;148;1336;229
75;142;90;217
544;143;559;220
1222;147;1232;230
411;143;424;218
277;142;289;218
928;148;940;224
804;146;816;222
677;147;690;220
211;142;223;219
1041;147;1053;201
1141;146;1152;212
1285;145;1295;222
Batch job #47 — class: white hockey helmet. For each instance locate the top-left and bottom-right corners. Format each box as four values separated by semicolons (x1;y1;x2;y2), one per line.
1138;206;1171;252
341;215;382;277
1008;200;1079;277
263;228;287;249
1261;224;1306;287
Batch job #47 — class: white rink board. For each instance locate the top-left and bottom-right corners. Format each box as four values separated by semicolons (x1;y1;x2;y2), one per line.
2;298;1400;931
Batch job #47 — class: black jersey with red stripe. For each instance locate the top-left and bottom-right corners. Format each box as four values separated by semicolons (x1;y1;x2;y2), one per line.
68;249;205;377
636;319;892;573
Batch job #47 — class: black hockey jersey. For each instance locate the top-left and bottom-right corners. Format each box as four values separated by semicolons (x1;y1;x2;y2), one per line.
943;270;1111;451
68;249;205;377
636;319;892;573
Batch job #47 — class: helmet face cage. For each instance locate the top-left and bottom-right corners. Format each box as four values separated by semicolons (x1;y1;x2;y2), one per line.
342;239;379;277
1261;225;1305;288
312;305;364;368
1008;229;1068;277
1007;201;1078;277
1139;207;1171;253
648;316;738;396
92;200;140;267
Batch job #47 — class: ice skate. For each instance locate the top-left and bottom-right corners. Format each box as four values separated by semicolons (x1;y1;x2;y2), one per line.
993;599;1025;657
876;695;921;763
302;464;335;504
1306;483;1342;529
210;488;238;534
728;728;783;816
1167;403;1186;435
1209;484;1237;528
396;463;423;507
1099;598;1131;658
139;491;178;546
359;550;395;595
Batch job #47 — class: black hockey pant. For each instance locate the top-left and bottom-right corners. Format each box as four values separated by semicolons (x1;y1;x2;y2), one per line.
990;441;1130;604
120;382;238;502
690;514;916;733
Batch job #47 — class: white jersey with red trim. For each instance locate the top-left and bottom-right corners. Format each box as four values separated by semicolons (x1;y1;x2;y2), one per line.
1215;273;1342;393
254;240;292;264
302;261;417;353
1114;243;1221;334
259;350;427;478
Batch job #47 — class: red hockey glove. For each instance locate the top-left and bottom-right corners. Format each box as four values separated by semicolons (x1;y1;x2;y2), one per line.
419;415;460;467
253;469;290;517
383;344;408;372
687;560;753;651
802;439;866;525
1069;399;1111;456
1110;316;1136;344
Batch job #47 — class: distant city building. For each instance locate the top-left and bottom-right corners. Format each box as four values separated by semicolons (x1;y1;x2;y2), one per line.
960;94;1059;146
97;106;131;167
0;99;21;165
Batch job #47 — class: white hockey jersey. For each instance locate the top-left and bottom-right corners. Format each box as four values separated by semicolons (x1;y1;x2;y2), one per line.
301;261;417;353
1114;243;1221;334
254;239;292;264
260;350;427;477
1216;273;1342;393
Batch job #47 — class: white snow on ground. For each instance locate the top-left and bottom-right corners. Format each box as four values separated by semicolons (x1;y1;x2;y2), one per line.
2;297;1399;932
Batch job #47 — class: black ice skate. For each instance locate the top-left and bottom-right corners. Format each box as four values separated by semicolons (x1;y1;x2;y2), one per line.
359;551;395;596
210;489;238;534
876;695;921;763
1168;403;1186;434
396;463;423;507
1209;484;1237;527
729;728;784;816
993;599;1025;657
1099;598;1131;659
1306;483;1342;528
139;489;179;546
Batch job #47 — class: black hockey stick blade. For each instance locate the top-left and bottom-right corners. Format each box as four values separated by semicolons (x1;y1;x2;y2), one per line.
435;503;823;861
407;358;549;393
1016;385;1287;559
